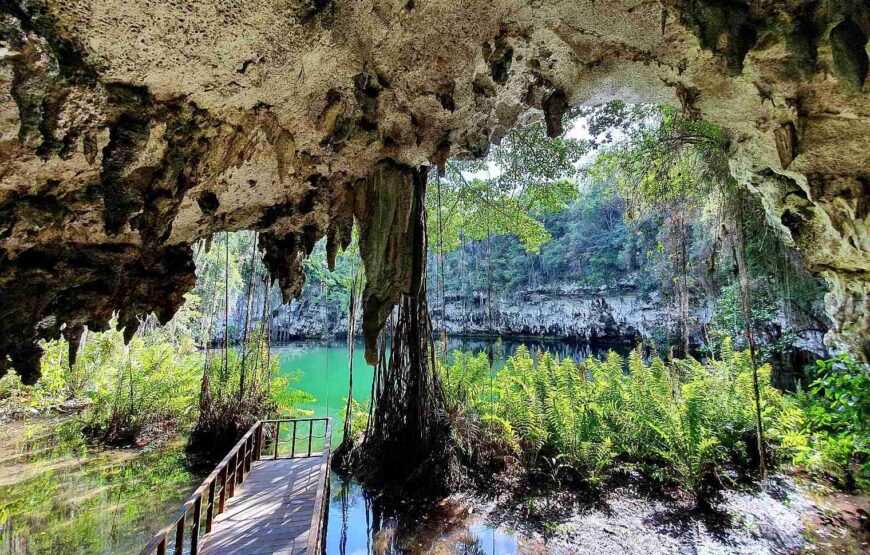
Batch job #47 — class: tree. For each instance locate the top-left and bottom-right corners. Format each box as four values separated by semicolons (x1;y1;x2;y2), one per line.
590;103;769;476
428;120;585;255
591;104;726;356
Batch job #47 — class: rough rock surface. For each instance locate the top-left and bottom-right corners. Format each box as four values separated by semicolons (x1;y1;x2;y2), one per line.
0;0;868;381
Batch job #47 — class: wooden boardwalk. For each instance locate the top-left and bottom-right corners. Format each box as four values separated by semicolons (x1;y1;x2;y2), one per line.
199;457;325;555
140;418;331;555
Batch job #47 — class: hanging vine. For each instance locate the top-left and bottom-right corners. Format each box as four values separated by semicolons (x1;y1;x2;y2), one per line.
349;162;461;493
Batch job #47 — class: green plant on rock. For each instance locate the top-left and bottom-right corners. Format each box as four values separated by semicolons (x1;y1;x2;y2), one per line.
787;355;870;490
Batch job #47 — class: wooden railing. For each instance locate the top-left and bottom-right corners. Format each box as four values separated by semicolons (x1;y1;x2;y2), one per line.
140;417;332;555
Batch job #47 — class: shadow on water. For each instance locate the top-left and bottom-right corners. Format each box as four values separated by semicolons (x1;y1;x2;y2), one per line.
325;472;531;555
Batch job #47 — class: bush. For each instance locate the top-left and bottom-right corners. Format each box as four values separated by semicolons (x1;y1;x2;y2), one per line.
0;369;25;400
338;396;369;440
437;339;852;502
787;356;870;490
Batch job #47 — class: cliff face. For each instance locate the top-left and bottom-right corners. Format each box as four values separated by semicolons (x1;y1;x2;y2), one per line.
269;281;829;364
268;284;662;341
434;284;666;341
1;0;868;381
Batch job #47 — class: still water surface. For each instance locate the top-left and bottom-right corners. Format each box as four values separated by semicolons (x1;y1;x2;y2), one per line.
0;419;201;554
279;337;629;425
1;338;622;554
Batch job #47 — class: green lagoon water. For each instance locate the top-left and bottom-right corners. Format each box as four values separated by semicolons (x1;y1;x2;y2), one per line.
278;337;629;423
276;341;376;424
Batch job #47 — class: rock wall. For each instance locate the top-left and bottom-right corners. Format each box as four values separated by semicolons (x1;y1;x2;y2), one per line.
267;284;663;341
0;0;868;381
434;284;668;341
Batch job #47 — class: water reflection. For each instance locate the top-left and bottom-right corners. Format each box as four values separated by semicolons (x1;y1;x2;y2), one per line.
0;418;202;555
327;472;528;555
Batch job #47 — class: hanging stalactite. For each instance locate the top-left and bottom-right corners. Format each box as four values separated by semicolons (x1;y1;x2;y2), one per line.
349;160;461;493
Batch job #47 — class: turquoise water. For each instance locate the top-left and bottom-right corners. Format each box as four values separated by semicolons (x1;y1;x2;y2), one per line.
276;341;376;424
277;337;632;423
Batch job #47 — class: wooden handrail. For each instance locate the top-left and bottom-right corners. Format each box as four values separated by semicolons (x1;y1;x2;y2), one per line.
306;418;333;554
140;417;332;555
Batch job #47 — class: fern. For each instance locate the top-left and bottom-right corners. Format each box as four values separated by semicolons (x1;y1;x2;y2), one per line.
439;341;821;497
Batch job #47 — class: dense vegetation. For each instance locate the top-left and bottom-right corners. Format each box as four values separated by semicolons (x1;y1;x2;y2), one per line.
0;237;314;454
434;345;869;501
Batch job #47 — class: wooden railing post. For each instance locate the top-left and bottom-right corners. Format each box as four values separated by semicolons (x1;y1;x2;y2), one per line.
157;537;166;555
218;466;227;513
206;480;216;533
290;421;297;458
307;421;313;457
245;435;252;473
228;454;236;497
238;443;246;483
174;514;185;555
274;421;280;459
191;495;202;555
256;422;263;461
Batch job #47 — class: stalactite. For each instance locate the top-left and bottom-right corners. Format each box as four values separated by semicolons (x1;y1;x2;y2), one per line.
350;161;461;493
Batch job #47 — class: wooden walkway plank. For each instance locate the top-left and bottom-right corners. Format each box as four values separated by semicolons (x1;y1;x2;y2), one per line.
140;418;332;555
199;457;325;555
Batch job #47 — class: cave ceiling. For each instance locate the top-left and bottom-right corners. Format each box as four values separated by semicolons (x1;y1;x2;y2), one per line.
0;0;868;382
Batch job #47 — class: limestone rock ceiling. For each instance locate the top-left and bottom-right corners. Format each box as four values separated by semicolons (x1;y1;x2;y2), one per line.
0;0;868;382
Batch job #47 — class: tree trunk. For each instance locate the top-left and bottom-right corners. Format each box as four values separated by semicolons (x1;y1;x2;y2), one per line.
239;231;259;402
731;191;767;477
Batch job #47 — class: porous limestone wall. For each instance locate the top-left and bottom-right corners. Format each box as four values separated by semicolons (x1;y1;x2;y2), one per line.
0;0;867;381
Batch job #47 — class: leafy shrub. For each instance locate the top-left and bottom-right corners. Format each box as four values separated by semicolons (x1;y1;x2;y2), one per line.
788;356;870;489
8;311;310;454
338;396;369;440
0;369;25;400
437;339;851;501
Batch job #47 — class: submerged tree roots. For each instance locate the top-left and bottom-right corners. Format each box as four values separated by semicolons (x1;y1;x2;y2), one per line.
351;296;462;494
340;164;462;495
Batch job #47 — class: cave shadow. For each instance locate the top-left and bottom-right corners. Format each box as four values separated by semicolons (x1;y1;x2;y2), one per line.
644;503;736;548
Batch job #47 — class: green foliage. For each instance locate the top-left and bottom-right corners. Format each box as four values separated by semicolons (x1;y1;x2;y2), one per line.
303;231;360;308
190;232;248;344
787;356;870;489
190;322;313;458
429;119;585;254
84;329;203;443
6;319;205;445
437;340;849;499
271;371;318;418
589;104;728;218
706;283;796;364
0;369;25;400
338;396;369;440
6;312;309;452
